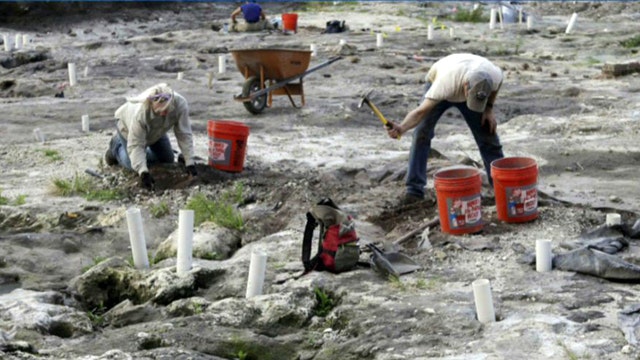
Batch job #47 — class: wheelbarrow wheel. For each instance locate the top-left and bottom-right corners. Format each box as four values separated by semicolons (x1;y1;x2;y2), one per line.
242;76;268;114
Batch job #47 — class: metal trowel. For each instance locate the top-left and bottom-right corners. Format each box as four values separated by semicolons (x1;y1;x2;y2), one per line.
367;243;421;277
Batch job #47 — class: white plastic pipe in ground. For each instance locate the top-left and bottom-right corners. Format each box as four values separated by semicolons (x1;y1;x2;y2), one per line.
527;15;533;30
310;43;317;56
83;65;89;78
427;25;433;40
68;63;77;87
536;239;552;272
22;34;30;47
33;128;44;144
472;279;496;323
81;114;90;132
126;207;150;269
177;72;183;80
245;250;267;298
489;8;497;30
14;34;21;50
218;55;226;74
565;13;578;34
177;209;194;275
3;34;11;51
606;213;622;227
449;27;455;38
376;33;383;48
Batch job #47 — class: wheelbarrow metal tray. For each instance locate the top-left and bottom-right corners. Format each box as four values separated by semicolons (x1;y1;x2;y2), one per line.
230;48;312;80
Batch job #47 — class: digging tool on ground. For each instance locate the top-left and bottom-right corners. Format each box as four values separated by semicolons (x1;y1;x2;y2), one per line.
358;89;400;139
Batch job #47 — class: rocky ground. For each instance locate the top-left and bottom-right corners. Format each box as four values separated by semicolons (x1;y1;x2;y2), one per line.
2;2;640;360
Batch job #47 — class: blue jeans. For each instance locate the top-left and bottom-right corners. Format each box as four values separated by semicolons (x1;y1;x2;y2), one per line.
108;133;174;171
406;84;504;198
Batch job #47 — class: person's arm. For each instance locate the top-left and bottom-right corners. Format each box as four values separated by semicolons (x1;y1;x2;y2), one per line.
172;98;196;175
386;97;439;139
482;82;501;134
231;7;242;23
127;112;150;175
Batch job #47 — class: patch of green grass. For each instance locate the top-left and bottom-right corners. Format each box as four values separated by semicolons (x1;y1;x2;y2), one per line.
621;35;640;48
313;287;336;317
13;194;27;205
50;173;125;201
0;190;8;205
87;302;106;327
186;183;244;230
449;6;487;23
82;256;108;273
198;251;222;261
41;149;63;162
150;201;170;218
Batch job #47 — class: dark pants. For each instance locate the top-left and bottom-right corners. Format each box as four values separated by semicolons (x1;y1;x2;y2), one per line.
406;84;504;198
108;133;174;171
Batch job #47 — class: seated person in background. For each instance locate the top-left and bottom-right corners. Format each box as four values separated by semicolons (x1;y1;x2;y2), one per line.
230;0;273;32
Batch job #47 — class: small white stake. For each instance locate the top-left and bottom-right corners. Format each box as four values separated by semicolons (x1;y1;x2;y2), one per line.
472;279;496;323
81;114;90;132
126;208;150;270
245;250;267;298
68;63;77;87
177;209;194;275
218;55;226;74
536;239;552;272
566;13;578;34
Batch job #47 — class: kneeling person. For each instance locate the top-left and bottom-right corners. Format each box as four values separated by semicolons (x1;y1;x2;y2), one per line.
104;83;197;190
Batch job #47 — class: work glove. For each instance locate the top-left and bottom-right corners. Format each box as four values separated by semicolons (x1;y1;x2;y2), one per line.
186;165;198;177
140;171;155;191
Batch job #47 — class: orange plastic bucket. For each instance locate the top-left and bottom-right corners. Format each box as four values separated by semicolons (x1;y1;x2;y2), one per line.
491;157;538;223
434;167;483;235
208;120;250;173
282;13;298;33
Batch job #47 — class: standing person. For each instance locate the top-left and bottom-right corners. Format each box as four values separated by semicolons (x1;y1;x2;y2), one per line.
104;83;197;190
230;0;272;32
385;53;505;204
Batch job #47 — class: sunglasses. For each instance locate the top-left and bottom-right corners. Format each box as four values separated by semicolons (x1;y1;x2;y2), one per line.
149;93;172;103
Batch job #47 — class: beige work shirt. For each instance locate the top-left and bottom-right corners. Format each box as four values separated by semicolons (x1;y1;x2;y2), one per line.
115;92;194;175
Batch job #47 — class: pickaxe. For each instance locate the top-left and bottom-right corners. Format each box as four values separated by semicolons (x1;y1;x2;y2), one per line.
358;89;400;139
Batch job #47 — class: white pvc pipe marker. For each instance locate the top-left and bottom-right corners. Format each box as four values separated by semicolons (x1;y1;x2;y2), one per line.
606;213;622;227
376;33;383;48
126;208;150;269
68;63;77;87
472;279;496;323
81;114;90;132
245;250;267;298
310;43;318;56
536;239;552;272
3;34;11;52
427;25;433;40
489;8;496;30
177;209;194;274
566;13;578;34
218;55;226;74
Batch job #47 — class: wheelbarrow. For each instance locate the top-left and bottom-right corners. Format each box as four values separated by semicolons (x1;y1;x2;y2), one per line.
230;48;342;114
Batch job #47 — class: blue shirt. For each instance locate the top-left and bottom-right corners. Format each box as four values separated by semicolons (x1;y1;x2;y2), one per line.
241;3;262;23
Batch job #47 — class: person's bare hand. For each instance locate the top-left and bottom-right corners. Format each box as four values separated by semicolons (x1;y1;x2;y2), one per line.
386;122;401;140
482;112;497;134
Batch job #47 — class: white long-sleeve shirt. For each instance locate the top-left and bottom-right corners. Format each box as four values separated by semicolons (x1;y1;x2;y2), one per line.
115;92;194;175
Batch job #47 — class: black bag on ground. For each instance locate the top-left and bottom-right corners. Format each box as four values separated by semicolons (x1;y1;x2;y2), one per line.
323;20;346;34
301;198;359;274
